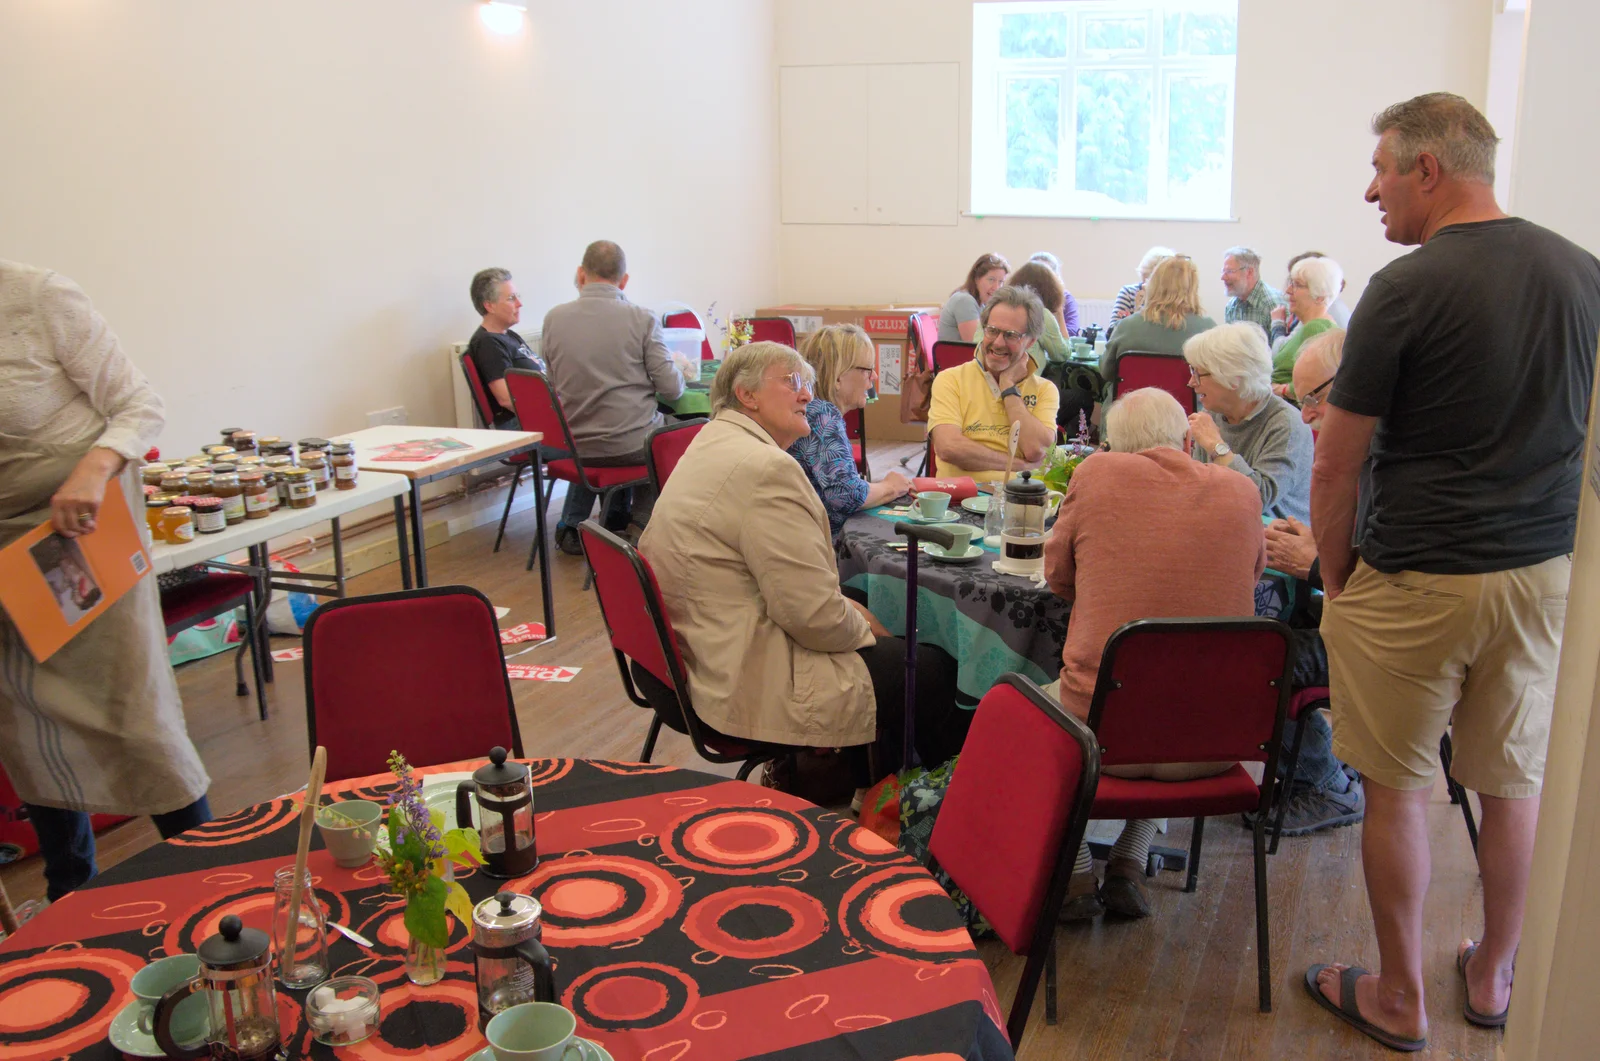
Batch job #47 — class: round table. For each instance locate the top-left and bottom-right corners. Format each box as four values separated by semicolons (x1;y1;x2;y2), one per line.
0;759;1013;1061
837;507;1292;699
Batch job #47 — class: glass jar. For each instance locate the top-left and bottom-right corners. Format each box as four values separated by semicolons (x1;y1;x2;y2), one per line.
329;441;358;490
257;435;284;454
185;471;213;497
219;427;244;449
265;456;294;505
271;866;330;990
159;506;195;544
209;461;237;476
160;473;188;494
301;450;330;491
230;431;258;457
141;463;170;489
146;495;175;539
241;471;272;520
212;471;246;525
205;444;238;461
306;976;379;1047
283;467;317;509
191;497;226;534
405;938;445;987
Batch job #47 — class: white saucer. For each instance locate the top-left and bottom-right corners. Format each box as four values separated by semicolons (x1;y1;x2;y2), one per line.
926;543;985;564
902;511;960;524
469;1039;613;1061
959;495;990;515
108;999;208;1059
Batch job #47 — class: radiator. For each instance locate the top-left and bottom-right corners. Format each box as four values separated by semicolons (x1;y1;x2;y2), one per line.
1074;298;1119;331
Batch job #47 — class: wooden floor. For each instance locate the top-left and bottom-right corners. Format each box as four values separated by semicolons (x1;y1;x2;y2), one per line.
0;443;1502;1060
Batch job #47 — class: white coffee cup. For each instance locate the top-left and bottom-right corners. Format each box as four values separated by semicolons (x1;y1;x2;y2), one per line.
486;1002;584;1061
934;523;977;556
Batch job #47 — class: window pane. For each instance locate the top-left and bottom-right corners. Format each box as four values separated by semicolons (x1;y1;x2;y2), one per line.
1083;16;1147;52
1075;70;1151;205
1000;13;1068;59
1163;12;1237;56
1167;76;1228;198
1006;78;1060;191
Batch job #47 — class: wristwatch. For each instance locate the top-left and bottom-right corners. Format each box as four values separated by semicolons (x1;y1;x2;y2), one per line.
1213;440;1232;458
999;385;1022;400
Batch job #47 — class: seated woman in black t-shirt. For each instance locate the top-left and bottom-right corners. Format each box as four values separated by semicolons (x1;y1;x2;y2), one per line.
467;268;545;428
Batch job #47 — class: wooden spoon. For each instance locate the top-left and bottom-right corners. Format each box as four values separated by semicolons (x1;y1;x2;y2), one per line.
1002;420;1023;485
282;746;327;978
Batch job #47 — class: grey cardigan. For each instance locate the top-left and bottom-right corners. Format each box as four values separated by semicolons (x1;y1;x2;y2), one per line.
1197;394;1314;522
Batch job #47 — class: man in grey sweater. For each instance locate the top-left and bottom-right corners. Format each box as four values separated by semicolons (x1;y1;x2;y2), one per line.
540;240;685;553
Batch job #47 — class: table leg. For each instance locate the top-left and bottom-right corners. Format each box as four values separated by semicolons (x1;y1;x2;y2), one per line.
331;516;346;597
393;497;412;590
409;481;429;587
530;455;556;642
250;543;275;684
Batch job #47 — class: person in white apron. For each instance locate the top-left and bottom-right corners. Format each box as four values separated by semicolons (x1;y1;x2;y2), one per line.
0;261;211;900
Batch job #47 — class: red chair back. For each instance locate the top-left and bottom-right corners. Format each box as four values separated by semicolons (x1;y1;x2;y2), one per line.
932;340;977;373
459;352;497;429
503;369;578;454
578;523;689;695
929;674;1100;1049
748;317;797;347
303;586;522;782
1115;352;1198;413
663;309;715;360
908;312;940;374
647;418;707;496
1086;618;1293;770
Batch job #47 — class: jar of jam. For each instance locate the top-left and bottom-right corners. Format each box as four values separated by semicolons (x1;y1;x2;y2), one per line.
283;467;317;509
205;444;237;460
329;441;358;490
146;494;175;538
230;431;258;457
258;435;283;452
301;450;330;491
265;456;293;504
240;471;272;520
191;497;226;534
159;506;195;544
208;462;237;476
262;440;295;462
141;463;170;488
298;437;330;454
212;471;246;525
219;427;244;448
160;472;188;494
185;471;214;497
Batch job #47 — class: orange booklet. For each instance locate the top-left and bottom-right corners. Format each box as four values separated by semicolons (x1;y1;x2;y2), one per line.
0;480;152;663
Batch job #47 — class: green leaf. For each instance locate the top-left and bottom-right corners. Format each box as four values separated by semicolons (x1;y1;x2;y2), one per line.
404;874;449;949
441;827;483;866
444;880;475;927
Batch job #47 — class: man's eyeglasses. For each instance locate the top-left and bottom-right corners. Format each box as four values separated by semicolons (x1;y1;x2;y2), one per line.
1298;376;1336;409
982;326;1028;344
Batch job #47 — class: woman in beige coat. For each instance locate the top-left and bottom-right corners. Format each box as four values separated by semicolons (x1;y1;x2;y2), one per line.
638;342;965;776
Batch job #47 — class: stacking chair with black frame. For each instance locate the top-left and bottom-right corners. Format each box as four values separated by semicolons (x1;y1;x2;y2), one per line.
747;317;797;347
843;406;869;477
646;418;707;496
927;674;1101;1049
504;369;650;590
1113;351;1199;413
579;520;792;780
458;352;539;554
1268;684;1330;854
302;585;524;783
922;340;980;475
662;307;715;360
161;571;268;720
1084;617;1294;1012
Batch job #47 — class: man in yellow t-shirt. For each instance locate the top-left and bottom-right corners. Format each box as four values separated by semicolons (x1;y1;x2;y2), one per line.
927;284;1061;483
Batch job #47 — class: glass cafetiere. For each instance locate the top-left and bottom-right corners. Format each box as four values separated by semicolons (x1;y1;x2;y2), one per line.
153;914;282;1061
456;747;538;878
471;891;555;1029
992;470;1048;578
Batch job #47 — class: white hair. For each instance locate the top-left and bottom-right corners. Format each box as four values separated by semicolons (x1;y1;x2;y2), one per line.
709;341;814;416
1105;388;1190;453
1137;246;1177;281
1297;327;1346;380
1183;322;1273;404
1029;251;1062;275
1291;256;1344;303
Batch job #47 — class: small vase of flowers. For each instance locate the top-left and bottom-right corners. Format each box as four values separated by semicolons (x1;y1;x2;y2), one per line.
373;751;483;984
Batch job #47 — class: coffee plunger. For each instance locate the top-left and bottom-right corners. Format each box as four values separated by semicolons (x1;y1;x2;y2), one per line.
456;747;538;878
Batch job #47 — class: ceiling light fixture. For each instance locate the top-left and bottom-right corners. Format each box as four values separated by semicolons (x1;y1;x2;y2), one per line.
479;0;526;35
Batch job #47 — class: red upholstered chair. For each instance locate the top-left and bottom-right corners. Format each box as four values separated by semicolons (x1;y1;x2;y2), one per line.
747;317;797;347
579;521;791;779
908;312;940;377
646;418;706;496
504;369;649;586
662;308;715;360
1113;351;1198;413
161;572;267;720
923;341;980;476
459;352;538;555
843;407;869;477
302;585;523;783
1084;617;1294;1013
928;674;1100;1049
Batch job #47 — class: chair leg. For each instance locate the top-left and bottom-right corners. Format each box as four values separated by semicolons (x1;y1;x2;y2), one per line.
736;757;765;782
1270;710;1312;855
493;467;523;553
1440;732;1479;855
1007;944;1048;1050
233;611;249;697
1185;817;1205;894
639;715;663;763
1044;927;1058;1025
243;597;268;721
1253;815;1272;1012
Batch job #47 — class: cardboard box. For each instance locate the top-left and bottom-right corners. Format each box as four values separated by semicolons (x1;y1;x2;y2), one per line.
755;304;939;442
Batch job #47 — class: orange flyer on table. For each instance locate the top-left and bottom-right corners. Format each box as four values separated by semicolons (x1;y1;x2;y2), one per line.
0;480;152;663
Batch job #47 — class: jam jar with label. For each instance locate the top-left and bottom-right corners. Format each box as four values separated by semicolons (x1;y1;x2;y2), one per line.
265;456;294;505
191;497;227;534
159;506;195;543
329;441;358;490
146;494;175;538
142;463;170;489
283;467;317;509
230;431;258;457
212;471;246;525
301;450;330;491
240;471;272;520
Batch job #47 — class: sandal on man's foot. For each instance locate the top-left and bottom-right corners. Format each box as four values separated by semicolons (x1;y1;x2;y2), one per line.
1057;871;1103;922
1457;941;1510;1029
1304;965;1426;1053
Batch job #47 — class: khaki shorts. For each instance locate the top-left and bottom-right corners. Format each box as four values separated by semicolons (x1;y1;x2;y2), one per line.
1321;555;1571;797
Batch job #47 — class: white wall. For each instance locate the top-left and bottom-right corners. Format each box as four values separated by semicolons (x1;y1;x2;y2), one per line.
0;0;778;456
774;0;1493;318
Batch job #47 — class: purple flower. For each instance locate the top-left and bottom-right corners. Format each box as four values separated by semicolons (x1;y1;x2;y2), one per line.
386;751;445;861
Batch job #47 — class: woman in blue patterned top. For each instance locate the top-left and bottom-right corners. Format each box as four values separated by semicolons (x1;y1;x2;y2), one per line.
788;324;912;535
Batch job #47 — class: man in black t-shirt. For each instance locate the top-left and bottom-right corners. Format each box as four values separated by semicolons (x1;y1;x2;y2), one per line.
1307;93;1600;1051
466;267;546;429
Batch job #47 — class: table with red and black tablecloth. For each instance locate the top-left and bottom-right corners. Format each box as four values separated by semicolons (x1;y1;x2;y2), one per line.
0;758;1014;1061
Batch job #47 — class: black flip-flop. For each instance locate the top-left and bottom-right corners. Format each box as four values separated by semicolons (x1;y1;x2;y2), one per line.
1304;965;1427;1053
1457;942;1510;1029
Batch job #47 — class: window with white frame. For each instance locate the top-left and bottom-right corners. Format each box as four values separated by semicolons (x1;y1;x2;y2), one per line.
971;0;1238;220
